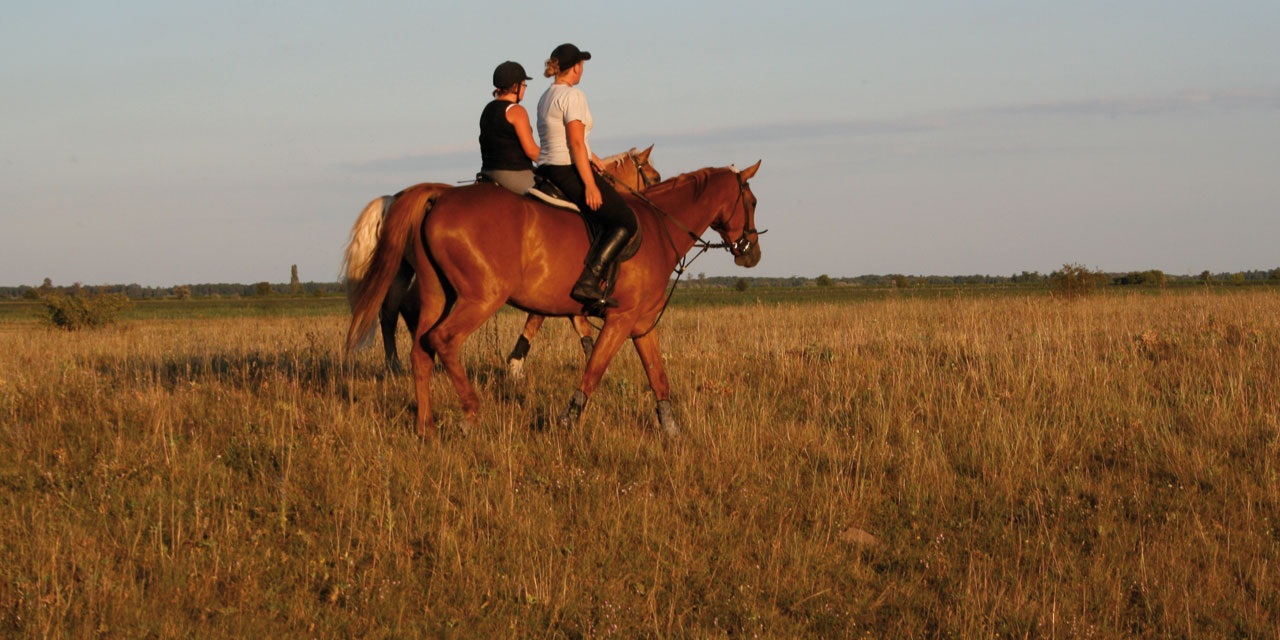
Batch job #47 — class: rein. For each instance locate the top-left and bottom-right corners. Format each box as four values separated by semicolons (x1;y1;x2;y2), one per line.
601;168;766;336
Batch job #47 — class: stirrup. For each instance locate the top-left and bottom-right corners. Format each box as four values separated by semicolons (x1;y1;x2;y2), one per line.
580;298;616;318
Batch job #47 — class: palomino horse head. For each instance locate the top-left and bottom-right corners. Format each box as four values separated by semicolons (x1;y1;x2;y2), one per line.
600;145;661;192
710;160;763;268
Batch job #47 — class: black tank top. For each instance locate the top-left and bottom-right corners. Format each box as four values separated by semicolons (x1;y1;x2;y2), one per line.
479;100;534;172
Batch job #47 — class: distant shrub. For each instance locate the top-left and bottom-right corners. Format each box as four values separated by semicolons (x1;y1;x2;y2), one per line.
1229;272;1246;285
173;285;192;300
1049;263;1106;299
734;278;749;292
254;282;273;297
40;293;131;330
1116;270;1166;287
815;274;833;287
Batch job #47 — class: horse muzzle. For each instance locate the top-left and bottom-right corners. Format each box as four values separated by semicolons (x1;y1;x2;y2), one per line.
734;242;762;268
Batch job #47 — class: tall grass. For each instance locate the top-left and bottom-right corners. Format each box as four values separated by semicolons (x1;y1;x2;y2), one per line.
1;290;1277;637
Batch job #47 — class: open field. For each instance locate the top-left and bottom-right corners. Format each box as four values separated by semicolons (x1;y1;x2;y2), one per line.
2;290;1278;637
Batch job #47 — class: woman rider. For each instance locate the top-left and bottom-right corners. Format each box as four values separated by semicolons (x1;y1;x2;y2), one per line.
534;43;638;311
479;61;539;194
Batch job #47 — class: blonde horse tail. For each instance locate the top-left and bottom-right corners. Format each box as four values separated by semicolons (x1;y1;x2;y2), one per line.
345;184;446;355
341;195;394;311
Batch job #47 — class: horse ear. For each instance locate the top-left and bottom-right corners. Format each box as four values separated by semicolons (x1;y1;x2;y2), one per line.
738;160;762;181
638;145;654;161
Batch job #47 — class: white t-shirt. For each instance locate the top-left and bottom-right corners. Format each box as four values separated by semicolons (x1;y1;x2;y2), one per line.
536;83;593;166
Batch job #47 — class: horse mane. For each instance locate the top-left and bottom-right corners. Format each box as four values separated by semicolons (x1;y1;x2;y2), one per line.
640;166;729;200
599;149;635;167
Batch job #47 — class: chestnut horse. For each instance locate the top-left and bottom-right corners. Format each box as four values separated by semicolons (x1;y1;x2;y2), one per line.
341;146;660;372
346;162;762;437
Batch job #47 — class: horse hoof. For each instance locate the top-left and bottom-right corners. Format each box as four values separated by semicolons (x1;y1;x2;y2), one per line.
656;400;680;437
415;422;437;440
558;390;588;428
507;358;525;381
556;411;574;430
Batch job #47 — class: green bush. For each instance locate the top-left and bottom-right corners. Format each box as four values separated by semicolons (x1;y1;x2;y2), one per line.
1049;263;1106;299
40;293;131;330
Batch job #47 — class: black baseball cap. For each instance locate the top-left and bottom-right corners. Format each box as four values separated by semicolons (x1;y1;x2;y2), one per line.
549;43;591;69
492;61;531;89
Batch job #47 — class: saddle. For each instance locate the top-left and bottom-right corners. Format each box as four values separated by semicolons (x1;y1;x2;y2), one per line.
476;172;643;266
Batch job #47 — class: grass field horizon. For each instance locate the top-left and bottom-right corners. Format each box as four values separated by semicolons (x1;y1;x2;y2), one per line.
2;289;1277;636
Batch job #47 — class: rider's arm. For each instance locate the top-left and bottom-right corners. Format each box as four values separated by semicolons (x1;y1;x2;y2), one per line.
506;105;540;162
567;120;601;210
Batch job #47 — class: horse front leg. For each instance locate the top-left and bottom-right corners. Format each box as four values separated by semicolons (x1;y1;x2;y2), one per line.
558;316;632;428
631;329;679;436
507;313;545;380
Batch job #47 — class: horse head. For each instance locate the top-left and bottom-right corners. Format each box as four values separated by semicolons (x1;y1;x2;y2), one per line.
710;160;762;268
633;145;661;188
602;146;662;192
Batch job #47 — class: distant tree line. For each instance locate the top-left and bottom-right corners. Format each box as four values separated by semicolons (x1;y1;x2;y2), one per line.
673;268;1280;290
4;267;1279;300
1;278;346;300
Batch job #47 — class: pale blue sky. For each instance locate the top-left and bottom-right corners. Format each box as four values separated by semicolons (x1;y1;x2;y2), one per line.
3;1;1277;286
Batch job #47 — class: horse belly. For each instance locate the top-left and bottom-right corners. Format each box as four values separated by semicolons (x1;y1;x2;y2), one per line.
507;213;591;315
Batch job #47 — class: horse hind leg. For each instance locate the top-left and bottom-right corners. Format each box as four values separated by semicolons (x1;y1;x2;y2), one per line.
571;315;595;361
379;302;401;372
379;261;417;372
426;296;507;431
507;313;545;381
409;266;448;438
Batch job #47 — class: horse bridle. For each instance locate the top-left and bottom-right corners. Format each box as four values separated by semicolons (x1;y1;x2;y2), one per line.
630;153;659;189
709;172;764;258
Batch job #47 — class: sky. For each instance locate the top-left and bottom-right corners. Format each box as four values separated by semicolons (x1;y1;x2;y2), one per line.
3;0;1278;287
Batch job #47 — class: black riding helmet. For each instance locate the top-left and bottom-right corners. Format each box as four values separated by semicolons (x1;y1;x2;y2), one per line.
548;43;591;69
493;60;531;90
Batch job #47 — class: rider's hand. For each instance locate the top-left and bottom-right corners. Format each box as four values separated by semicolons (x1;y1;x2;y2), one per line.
584;183;603;210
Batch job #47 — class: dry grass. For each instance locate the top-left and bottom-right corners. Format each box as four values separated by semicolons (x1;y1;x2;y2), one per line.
1;291;1278;638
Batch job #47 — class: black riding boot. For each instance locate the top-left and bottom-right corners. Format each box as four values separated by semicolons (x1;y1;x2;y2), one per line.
571;227;631;308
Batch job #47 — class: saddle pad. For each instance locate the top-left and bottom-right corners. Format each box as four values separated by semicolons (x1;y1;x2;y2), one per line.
527;188;579;211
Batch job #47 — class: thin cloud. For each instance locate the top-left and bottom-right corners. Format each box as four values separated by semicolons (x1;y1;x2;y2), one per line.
344;88;1279;172
345;143;476;174
976;88;1280;119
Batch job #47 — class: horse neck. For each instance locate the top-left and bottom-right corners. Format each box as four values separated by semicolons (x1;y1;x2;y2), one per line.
647;170;737;259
